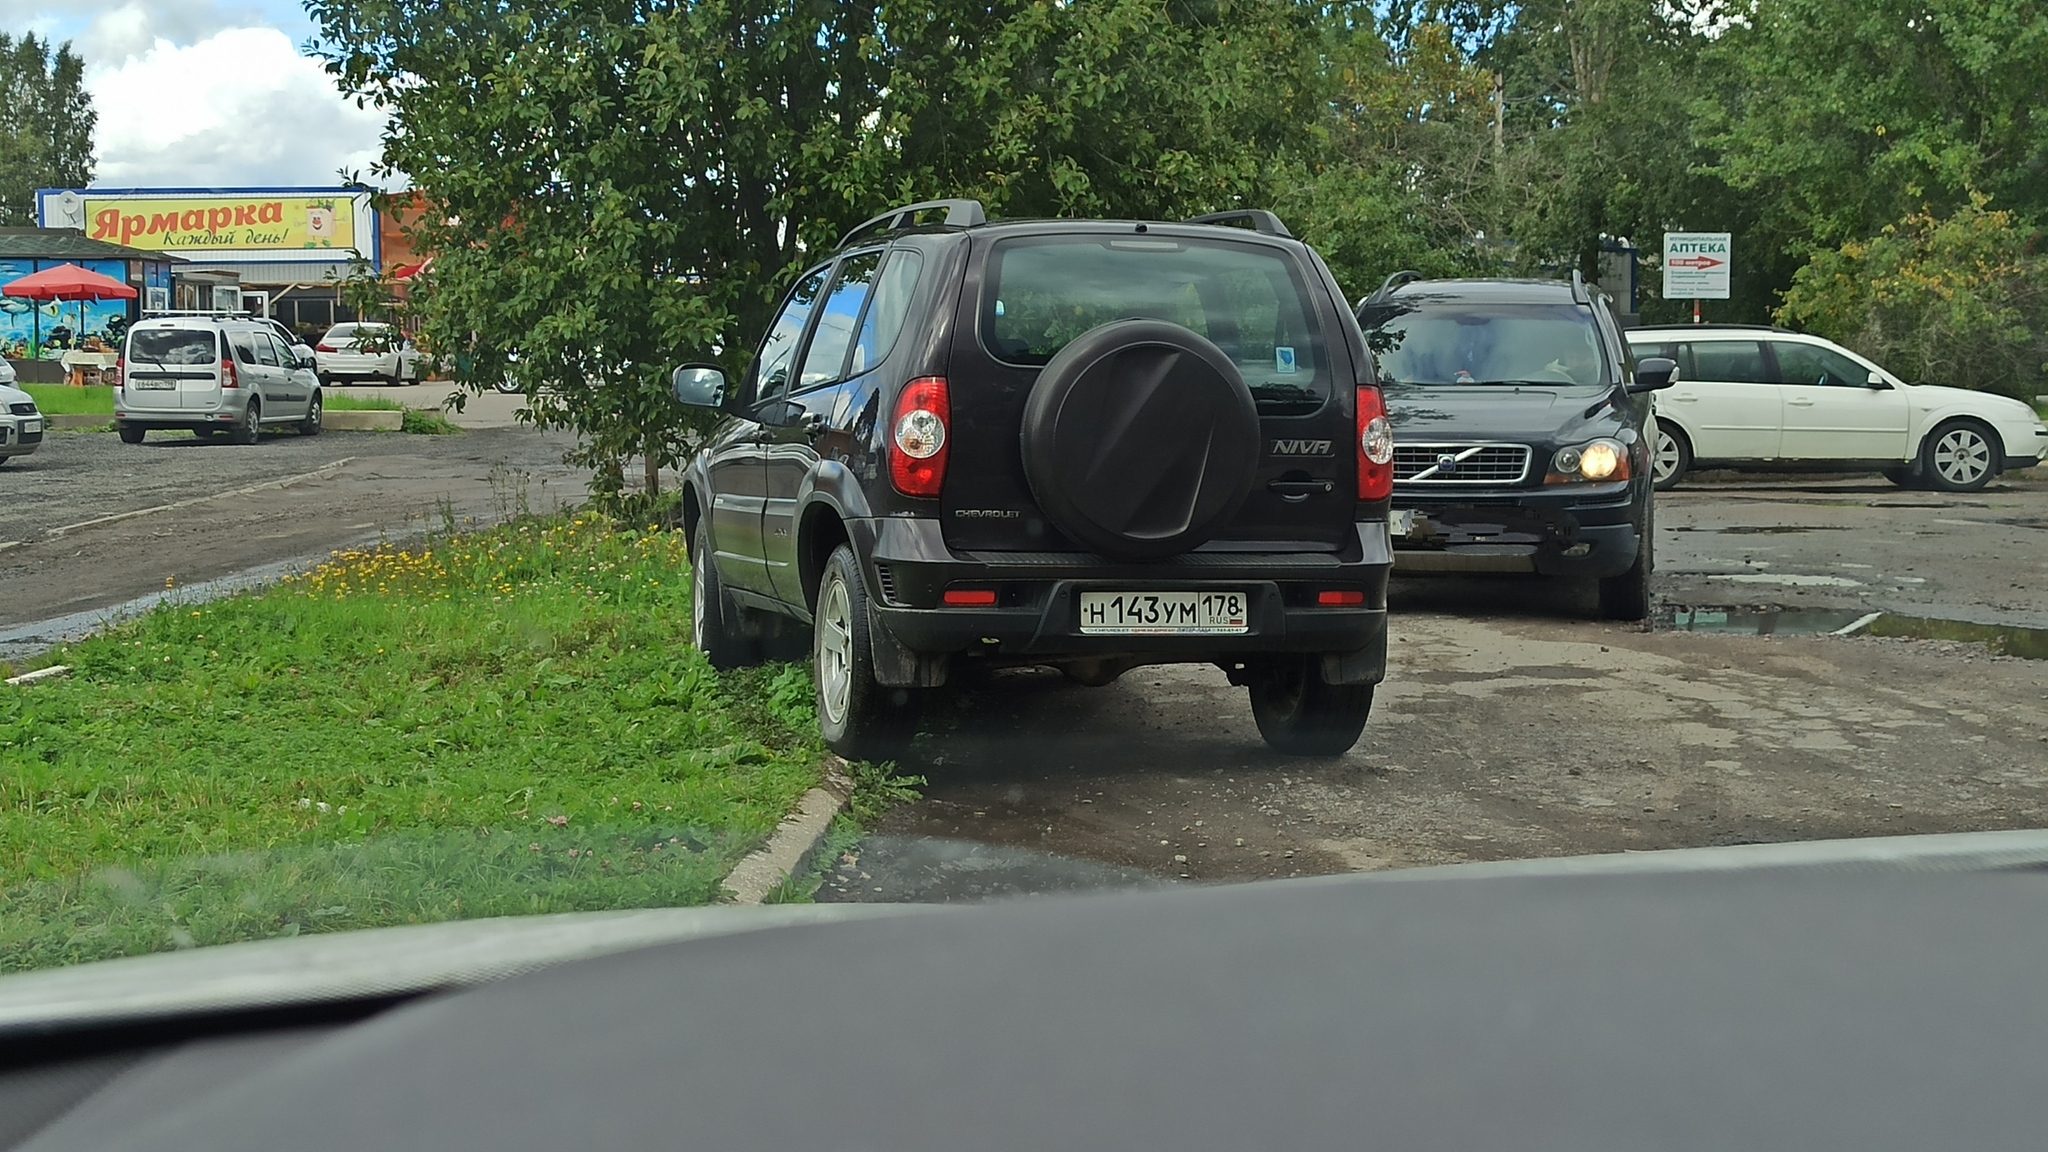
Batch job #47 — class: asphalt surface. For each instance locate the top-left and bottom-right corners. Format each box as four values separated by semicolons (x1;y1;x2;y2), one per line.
821;469;2048;902
0;417;585;637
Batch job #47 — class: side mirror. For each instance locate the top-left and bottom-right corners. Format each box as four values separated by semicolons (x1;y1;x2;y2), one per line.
1865;370;1889;389
671;364;727;409
1628;357;1678;393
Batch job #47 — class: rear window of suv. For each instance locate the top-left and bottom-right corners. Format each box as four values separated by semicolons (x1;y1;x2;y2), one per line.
128;329;218;365
982;236;1329;413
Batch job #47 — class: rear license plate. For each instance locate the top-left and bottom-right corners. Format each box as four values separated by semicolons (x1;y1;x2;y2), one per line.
1079;591;1249;635
135;379;176;390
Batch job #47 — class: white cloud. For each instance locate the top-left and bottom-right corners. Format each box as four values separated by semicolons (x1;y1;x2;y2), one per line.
85;26;387;188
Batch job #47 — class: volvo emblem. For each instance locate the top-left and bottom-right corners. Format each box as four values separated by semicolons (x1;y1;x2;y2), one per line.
1436;452;1459;475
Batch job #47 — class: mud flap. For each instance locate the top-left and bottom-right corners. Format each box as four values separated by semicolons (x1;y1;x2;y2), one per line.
868;613;949;688
1320;628;1388;686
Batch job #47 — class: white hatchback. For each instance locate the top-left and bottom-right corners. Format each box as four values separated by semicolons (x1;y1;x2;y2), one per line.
1625;326;2047;492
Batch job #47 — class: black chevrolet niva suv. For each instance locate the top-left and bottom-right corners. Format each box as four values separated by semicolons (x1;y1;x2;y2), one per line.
671;201;1395;760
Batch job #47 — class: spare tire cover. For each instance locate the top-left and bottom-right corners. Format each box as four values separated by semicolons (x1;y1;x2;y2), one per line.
1020;319;1261;561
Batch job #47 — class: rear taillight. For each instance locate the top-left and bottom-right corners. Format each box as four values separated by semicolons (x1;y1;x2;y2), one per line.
221;359;240;389
108;357;123;388
315;343;336;353
889;376;951;498
1356;385;1394;500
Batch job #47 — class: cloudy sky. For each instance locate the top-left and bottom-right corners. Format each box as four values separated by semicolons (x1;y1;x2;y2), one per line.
5;0;388;189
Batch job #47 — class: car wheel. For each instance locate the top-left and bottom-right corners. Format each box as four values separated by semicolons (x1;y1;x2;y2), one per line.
495;377;523;394
1650;424;1691;491
233;400;262;445
118;425;145;444
1247;656;1373;757
1921;419;1997;492
1597;497;1653;621
1881;465;1919;489
193;426;218;440
690;521;759;671
299;391;323;436
814;544;920;762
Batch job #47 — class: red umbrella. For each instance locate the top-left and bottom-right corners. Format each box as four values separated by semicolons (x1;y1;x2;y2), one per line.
2;262;138;302
3;263;138;358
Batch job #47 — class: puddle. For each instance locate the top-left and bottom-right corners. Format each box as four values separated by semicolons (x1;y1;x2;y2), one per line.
1660;606;2048;658
1661;606;1875;636
1675;525;1854;535
1865;616;2048;660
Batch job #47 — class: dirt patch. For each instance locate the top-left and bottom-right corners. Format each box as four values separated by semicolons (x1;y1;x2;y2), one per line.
854;612;2048;895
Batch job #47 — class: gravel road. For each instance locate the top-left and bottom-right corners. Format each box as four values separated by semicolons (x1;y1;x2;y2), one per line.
821;469;2048;902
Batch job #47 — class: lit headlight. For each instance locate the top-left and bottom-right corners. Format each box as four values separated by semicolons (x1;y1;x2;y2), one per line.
1549;438;1628;482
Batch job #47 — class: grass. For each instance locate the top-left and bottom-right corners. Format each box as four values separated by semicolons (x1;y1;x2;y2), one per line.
0;514;839;973
323;395;403;412
402;408;461;435
21;384;114;415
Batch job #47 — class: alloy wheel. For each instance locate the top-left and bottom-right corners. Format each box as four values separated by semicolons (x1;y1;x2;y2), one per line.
1652;429;1682;484
691;557;708;649
1933;427;1990;487
815;574;854;727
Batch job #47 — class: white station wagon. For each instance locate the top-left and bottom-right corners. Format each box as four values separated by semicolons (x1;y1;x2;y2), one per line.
1624;325;2047;492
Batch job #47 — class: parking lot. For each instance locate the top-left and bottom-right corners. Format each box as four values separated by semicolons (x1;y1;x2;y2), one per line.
822;470;2048;901
5;425;2044;901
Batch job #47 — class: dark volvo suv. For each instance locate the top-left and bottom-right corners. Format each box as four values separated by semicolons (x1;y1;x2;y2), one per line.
1355;274;1677;620
671;201;1395;760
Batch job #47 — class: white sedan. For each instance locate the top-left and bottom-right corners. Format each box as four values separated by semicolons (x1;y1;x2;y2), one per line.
1626;326;2048;492
314;323;422;386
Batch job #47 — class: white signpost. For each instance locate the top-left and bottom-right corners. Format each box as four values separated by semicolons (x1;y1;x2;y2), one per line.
1663;231;1730;322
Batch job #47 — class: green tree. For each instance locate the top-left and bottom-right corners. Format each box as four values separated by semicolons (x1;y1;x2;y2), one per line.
1777;196;2048;398
308;0;1373;508
0;33;96;225
1700;0;2048;251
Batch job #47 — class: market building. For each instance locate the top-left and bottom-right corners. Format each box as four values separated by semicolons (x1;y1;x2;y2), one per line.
0;226;183;377
35;186;382;343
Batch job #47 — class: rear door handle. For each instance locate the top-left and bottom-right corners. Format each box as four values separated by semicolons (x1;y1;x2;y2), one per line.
1787;397;1815;407
1268;478;1335;502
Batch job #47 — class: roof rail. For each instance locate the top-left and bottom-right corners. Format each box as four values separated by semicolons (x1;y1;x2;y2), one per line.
1570;268;1591;305
142;308;254;316
839;199;987;249
1184;210;1293;238
1362;270;1426;306
1628;322;1792;333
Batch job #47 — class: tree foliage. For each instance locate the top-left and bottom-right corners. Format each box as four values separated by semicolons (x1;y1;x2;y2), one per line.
1778;197;2048;399
306;0;2048;495
0;32;95;225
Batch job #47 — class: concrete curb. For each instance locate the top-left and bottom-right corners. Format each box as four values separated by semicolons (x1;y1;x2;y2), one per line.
46;414;111;430
723;757;854;904
5;664;71;686
323;410;404;431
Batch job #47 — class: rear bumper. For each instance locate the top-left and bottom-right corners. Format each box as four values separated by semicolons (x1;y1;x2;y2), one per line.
851;517;1392;677
1390;482;1643;578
